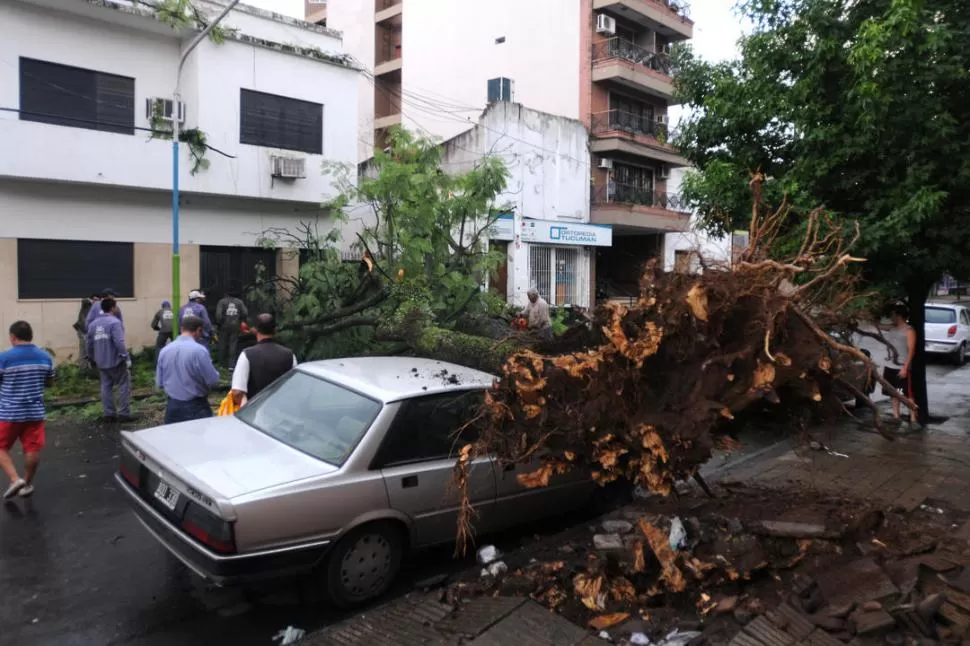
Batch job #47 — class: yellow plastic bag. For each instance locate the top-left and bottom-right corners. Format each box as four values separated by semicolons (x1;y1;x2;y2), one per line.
217;392;239;417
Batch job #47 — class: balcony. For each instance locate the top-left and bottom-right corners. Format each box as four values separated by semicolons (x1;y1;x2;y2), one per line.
592;38;674;100
590;110;687;166
592;0;693;41
375;0;402;27
590;183;690;231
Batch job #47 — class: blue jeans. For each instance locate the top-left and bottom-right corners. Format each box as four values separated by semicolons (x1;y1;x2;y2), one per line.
164;397;212;425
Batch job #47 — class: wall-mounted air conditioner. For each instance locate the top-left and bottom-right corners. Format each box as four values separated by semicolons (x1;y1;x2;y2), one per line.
598;158;613;170
271;155;307;179
146;98;185;125
596;14;616;35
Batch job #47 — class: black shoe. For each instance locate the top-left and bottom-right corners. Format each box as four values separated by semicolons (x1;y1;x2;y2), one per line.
116;414;139;423
101;415;118;423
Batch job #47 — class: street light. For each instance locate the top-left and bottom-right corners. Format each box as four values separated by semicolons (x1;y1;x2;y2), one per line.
171;0;241;338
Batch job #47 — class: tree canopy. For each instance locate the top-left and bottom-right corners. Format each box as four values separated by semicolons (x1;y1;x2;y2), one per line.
673;0;970;421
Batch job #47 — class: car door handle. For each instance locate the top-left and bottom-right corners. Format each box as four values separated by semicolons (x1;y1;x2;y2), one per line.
401;475;419;488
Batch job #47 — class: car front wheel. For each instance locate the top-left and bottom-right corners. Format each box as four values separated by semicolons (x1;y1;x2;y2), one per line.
324;522;405;608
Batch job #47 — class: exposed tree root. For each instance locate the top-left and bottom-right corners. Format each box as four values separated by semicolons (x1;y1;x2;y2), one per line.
453;178;915;560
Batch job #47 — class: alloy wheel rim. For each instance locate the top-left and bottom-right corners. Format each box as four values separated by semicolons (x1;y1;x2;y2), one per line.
340;533;392;599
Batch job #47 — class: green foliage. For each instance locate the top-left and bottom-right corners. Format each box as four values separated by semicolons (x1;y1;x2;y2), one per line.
550;308;569;337
139;0;237;43
673;0;970;289
148;102;211;175
262;128;512;361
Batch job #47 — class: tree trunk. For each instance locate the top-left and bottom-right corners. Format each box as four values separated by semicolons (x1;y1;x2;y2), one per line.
906;277;933;425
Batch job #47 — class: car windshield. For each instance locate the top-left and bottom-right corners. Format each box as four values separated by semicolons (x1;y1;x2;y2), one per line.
925;307;957;324
236;371;382;466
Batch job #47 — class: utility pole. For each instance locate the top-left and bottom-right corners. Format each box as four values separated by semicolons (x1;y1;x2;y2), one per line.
171;0;240;338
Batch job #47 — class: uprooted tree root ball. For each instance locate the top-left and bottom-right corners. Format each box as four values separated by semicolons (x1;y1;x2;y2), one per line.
455;176;916;561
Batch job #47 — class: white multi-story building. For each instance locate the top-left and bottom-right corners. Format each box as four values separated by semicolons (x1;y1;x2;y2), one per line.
313;0;695;304
0;0;358;360
441;102;610;308
663;168;732;273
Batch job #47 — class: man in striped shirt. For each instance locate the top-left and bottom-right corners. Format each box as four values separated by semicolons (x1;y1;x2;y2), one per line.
0;321;54;499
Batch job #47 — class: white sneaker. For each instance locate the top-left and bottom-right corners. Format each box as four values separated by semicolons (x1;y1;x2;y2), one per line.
3;478;25;499
18;484;34;498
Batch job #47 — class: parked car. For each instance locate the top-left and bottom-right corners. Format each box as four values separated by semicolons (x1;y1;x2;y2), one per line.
116;358;595;607
924;303;970;365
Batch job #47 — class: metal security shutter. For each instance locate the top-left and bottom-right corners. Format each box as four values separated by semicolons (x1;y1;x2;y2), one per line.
529;246;553;303
18;239;134;299
239;89;323;155
200;245;278;317
19;58;134;134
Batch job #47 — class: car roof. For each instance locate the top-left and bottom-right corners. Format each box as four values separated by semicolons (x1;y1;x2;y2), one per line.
926;303;963;310
296;357;497;403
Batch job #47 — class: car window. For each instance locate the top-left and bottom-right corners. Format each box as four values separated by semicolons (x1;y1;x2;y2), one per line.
375;391;484;468
962;310;970;326
926;307;957;324
236;371;382;467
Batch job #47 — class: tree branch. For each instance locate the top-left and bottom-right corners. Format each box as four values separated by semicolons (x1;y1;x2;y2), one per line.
282;288;388;331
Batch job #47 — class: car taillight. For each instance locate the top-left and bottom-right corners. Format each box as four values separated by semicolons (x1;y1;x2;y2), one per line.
948;325;958;338
119;449;141;488
181;504;235;554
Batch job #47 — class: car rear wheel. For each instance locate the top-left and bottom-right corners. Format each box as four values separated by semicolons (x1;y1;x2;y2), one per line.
324;522;404;608
955;343;966;366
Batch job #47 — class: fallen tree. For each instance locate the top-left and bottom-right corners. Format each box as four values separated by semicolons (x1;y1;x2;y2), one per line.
457;177;915;552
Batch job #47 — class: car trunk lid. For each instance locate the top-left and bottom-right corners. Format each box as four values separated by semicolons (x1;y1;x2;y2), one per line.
925;306;958;343
121;415;337;506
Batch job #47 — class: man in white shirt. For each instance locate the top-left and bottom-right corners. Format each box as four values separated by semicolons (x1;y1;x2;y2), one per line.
230;314;297;406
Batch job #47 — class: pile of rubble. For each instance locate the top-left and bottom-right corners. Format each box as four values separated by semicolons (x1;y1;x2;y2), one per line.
449;488;970;646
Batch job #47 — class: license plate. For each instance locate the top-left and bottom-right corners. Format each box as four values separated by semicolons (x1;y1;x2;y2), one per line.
154;480;180;511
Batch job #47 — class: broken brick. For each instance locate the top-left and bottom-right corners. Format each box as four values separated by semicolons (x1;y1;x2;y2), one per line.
848;608;896;636
592;534;624;551
817;558;899;609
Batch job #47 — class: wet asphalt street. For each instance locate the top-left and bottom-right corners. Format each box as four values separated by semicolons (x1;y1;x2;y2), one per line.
1;339;966;646
0;421;475;646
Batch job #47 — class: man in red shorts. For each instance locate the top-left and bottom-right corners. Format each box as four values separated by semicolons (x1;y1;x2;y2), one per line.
0;321;54;499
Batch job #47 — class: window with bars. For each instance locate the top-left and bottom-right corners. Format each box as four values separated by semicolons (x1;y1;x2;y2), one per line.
529;246;579;306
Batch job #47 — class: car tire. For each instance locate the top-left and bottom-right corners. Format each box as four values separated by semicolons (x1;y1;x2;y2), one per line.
323;522;405;609
955;343;966;366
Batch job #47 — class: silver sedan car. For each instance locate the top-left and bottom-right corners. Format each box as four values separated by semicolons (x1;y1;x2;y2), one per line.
116;357;594;607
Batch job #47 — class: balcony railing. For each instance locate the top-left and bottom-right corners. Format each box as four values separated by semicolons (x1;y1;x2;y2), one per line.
592;109;668;140
656;0;691;20
592;37;672;76
593;183;688;211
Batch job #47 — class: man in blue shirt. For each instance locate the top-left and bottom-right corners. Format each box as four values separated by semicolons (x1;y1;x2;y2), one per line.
157;316;221;424
86;298;132;422
86;288;124;330
178;290;213;345
0;321;54;499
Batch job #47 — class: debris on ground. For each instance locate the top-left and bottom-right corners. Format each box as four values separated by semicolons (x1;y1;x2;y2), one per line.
448;486;970;646
455;177;917;548
272;626;306;645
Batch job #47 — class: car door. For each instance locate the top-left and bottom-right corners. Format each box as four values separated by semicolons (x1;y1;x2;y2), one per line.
376;390;497;548
493;454;595;531
960;309;970;344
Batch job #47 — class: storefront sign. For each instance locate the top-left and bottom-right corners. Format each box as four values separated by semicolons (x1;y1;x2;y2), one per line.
519;218;612;247
488;214;515;241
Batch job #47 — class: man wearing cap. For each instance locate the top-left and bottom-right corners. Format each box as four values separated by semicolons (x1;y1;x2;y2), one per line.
150;300;175;354
178;291;213;345
86;288;124;329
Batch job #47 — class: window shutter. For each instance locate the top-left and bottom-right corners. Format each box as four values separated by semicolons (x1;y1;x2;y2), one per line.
487;78;500;102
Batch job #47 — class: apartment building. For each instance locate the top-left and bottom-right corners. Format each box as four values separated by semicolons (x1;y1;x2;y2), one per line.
313;0;693;304
1;0;358;360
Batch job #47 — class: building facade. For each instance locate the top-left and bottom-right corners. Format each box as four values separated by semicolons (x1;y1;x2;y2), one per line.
1;0;358;360
662;168;732;274
314;0;694;303
441;103;609;309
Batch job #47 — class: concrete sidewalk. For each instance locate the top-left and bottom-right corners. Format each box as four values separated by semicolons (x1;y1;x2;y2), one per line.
305;594;603;645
